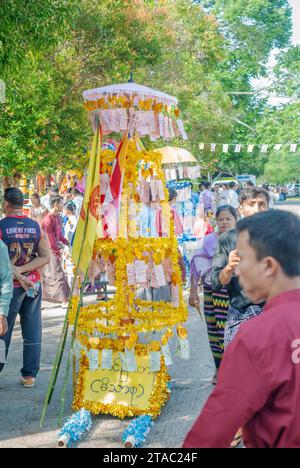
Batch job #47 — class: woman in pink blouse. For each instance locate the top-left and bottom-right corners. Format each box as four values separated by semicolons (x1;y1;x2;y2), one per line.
41;196;70;306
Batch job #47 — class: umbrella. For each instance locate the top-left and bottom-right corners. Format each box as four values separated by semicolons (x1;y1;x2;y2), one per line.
82;82;178;107
155;147;197;164
82;81;187;141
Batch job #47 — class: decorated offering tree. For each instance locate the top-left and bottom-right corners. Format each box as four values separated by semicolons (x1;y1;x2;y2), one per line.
42;81;190;423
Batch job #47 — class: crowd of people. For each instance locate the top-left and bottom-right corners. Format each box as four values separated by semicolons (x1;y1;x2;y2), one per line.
0;180;300;448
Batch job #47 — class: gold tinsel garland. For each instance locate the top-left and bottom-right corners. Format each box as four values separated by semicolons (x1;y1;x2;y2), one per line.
72;139;187;418
69;235;188;335
72;353;170;419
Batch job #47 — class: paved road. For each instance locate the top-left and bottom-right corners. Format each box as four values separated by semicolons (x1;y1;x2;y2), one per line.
1;201;299;448
275;200;300;216
0;297;213;448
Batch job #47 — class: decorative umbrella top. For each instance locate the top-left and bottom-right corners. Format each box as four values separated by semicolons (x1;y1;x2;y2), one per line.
83;82;178;107
82;81;187;142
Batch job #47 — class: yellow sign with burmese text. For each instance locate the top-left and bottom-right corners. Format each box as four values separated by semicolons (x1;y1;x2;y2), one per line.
80;352;158;411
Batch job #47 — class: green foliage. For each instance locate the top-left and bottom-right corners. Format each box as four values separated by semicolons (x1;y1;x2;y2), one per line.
255;101;300;183
0;0;173;175
262;151;300;184
0;0;297;180
0;0;78;74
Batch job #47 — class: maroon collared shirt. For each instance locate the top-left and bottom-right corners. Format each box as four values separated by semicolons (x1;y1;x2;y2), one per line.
183;289;300;448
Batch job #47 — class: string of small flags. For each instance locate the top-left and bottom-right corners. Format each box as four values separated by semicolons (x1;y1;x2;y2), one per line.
199;143;298;153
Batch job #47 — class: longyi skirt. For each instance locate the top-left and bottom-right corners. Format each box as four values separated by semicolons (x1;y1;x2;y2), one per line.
42;252;70;303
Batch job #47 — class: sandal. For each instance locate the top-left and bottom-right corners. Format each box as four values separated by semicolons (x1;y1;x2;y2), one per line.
230;429;243;448
211;370;218;386
96;294;106;301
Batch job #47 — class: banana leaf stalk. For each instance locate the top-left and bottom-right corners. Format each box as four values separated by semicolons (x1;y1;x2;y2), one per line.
57;270;88;426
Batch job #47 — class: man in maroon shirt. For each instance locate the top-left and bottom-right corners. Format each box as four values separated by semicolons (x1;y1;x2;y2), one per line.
183;210;300;448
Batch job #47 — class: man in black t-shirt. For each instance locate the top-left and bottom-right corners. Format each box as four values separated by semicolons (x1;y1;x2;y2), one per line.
212;187;270;345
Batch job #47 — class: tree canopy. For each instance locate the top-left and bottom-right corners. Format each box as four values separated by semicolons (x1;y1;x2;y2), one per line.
0;0;297;181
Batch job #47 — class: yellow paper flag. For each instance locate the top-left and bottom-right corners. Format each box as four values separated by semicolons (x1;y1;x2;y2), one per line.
72;125;103;273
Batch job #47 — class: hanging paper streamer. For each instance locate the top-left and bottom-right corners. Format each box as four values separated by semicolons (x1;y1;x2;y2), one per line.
122;415;154;448
57;409;92;448
193;142;298;153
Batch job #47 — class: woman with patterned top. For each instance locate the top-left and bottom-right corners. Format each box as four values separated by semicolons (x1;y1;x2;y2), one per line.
189;205;237;384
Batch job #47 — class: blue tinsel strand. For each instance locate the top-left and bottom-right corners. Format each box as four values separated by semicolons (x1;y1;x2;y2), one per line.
122;415;154;448
166;180;193;189
58;409;92;448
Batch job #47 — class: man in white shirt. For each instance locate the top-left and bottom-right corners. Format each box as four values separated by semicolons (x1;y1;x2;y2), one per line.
227;182;239;209
71;188;84;218
41;186;59;211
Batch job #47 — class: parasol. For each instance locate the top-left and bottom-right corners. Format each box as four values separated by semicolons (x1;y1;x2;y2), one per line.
82;82;178;106
82;82;187;141
155;147;197;164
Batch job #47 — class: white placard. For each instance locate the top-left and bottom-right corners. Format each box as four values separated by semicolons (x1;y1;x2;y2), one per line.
119;108;128;131
100;109;111;132
235;144;242;153
158;114;165;137
199;143;205;150
177;120;188;140
134;260;147;284
164;116;170;139
125;349;137;372
161;344;173;366
222;144;229;153
150;351;161;372
154;264;167;287
148;111;156;133
178;166;184;179
170;169;177;180
150;180;158;201
172;285;180;307
169;117;175;138
156;180;166;201
88;349;99;370
102;349;113;370
290;144;297;152
179;339;190;360
261;144;268;153
247;145;254;153
140;112;149;136
211;143;216;152
274;144;282;151
126;263;136;285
